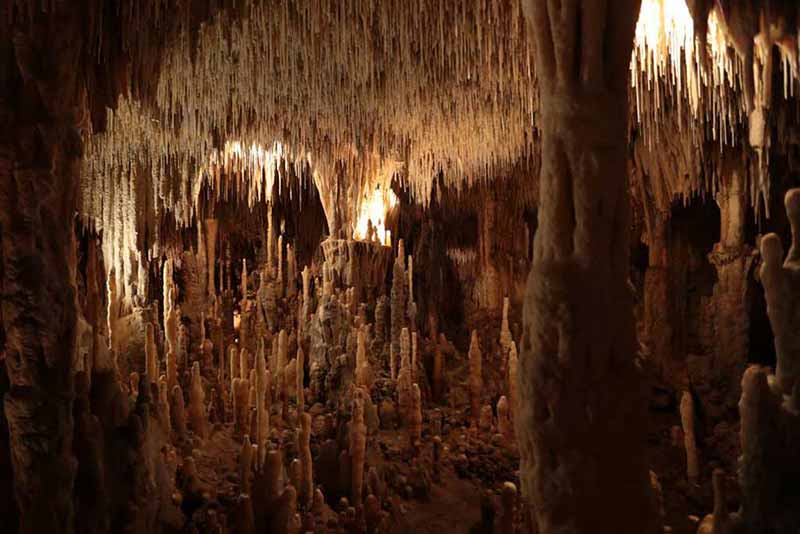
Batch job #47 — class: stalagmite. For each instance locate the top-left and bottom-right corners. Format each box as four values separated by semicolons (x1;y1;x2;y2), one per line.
240;348;250;381
301;266;312;323
205;218;219;298
288;459;301;492
165;289;179;356
374;296;388;346
411;332;418;382
468;330;482;427
230;345;240;391
507;341;519;421
760;189;800;396
407;255;416;329
129;372;140;402
350;394;367;507
409;384;422;449
497;396;513;441
390;253;406;375
500;297;513;354
277;235;284;292
680;391;699;484
709;168;753;400
286;245;297;298
296;347;305;414
145;322;159;380
298;412;314;507
277;329;289;419
159;378;172;432
242;259;248;303
189;362;209;439
171;385;188;441
519;2;656;532
355;327;372;388
397;328;414;424
256;340;271;469
479;404;494;432
501;482;517;534
240;435;254;493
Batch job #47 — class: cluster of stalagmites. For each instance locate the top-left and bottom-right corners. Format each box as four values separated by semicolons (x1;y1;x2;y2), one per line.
95;218;526;534
690;189;800;534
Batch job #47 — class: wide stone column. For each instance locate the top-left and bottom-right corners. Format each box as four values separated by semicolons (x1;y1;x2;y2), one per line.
643;209;688;390
518;2;656;533
0;9;86;534
709;169;753;401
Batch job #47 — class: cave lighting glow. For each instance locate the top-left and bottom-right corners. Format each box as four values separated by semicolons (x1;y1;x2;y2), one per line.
354;186;397;246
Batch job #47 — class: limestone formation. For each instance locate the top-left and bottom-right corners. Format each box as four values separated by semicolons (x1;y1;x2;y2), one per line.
390;253;406;374
468;330;483;427
350;394;367;507
518;2;656;532
500;297;513;354
145;322;159;380
7;4;800;534
189;362;209;439
397;328;414;424
355;327;372;388
256;340;271;469
760;189;800;397
240;434;254;493
409;384;423;449
680;391;699;484
171;385;188;441
298;412;314;506
296;347;306;414
501;482;517;534
497;396;513;441
507;341;519;421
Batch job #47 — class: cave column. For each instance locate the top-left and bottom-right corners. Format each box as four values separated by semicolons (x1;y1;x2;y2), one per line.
0;9;86;534
479;195;502;313
709;168;753;399
643;210;688;390
518;2;656;533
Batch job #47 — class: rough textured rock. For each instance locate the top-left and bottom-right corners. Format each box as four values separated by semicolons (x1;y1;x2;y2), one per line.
0;12;86;526
518;2;657;532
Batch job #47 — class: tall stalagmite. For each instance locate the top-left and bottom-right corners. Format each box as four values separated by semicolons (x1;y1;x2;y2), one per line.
519;1;656;532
